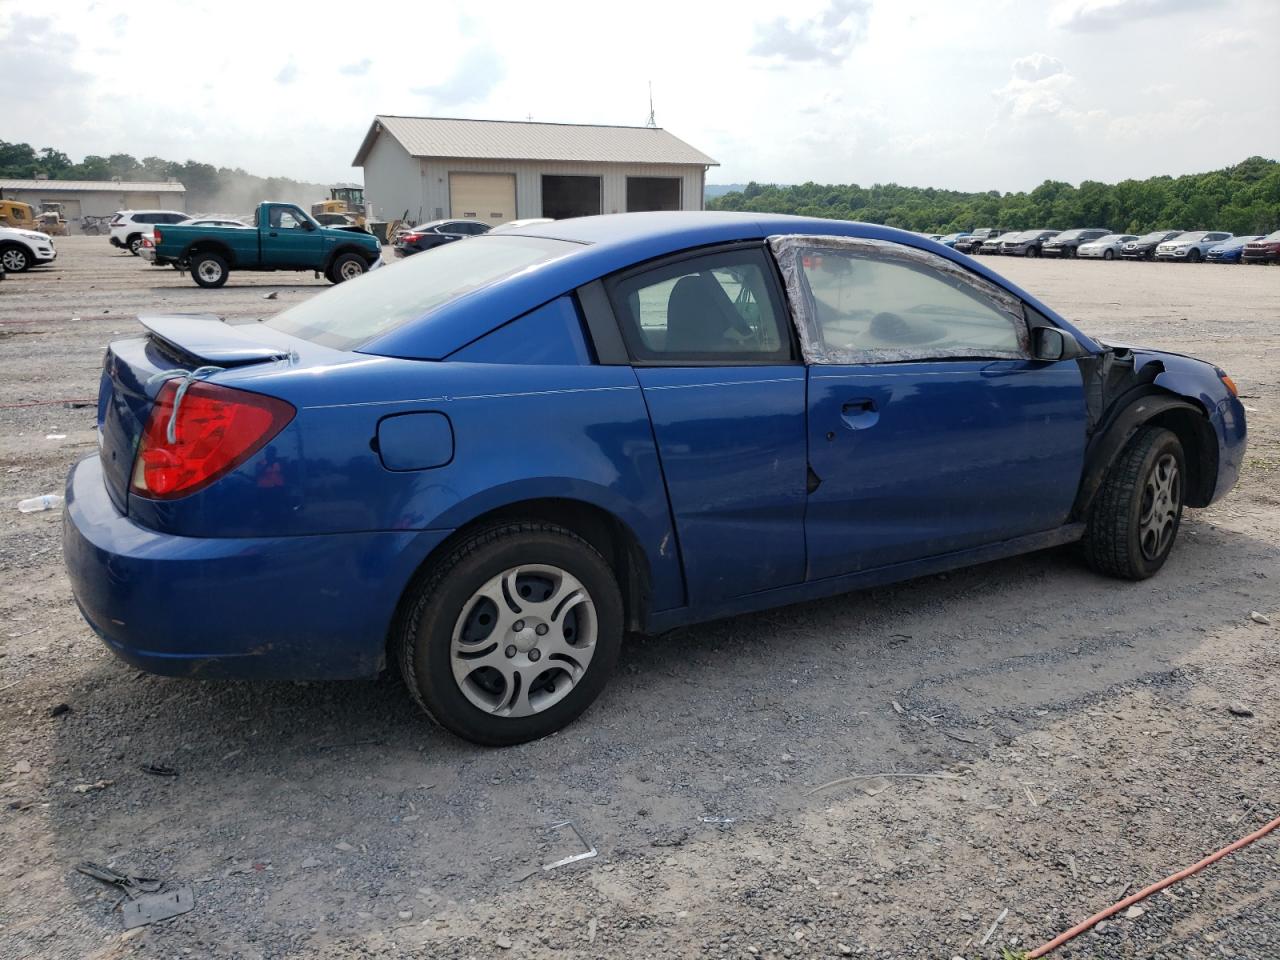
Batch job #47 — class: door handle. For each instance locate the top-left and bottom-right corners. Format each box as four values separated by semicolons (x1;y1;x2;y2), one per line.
840;397;879;430
268;231;279;237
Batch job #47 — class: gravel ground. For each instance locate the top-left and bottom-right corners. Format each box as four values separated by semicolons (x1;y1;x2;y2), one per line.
0;237;1277;960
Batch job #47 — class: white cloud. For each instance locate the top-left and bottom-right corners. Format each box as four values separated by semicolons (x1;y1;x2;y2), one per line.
1051;0;1222;32
750;0;871;65
411;44;505;107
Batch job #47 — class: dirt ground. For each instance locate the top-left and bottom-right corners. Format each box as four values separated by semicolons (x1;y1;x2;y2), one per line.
0;237;1277;960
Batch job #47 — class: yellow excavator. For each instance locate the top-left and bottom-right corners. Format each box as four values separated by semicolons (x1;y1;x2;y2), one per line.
310;185;367;227
0;200;37;230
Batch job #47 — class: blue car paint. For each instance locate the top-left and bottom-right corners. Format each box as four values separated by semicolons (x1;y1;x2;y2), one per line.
63;212;1246;681
634;365;809;603
805;358;1088;578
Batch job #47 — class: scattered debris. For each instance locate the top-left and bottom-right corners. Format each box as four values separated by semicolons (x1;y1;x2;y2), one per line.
1124;905;1146;920
1227;704;1254;718
139;763;178;777
76;862;162;898
980;907;1009;946
495;934;513;949
543;820;598;871
121;887;194;929
47;702;71;718
262;291;279;300
891;699;906;715
73;779;114;793
699;816;737;824
1249;611;1271;625
12;760;31;775
806;771;962;796
17;494;64;513
587;917;598;944
1067;854;1079;880
44;433;67;440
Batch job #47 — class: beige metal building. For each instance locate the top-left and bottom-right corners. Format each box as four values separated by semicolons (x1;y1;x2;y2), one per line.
0;178;186;226
352;116;717;225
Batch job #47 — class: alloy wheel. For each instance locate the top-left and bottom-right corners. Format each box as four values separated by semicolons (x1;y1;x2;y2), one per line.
1139;453;1181;561
450;564;598;718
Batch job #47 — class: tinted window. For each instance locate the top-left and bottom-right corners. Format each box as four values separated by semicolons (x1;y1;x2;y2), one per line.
265;236;576;351
610;249;791;363
164;213;186;224
133;213;155;224
271;207;306;229
796;250;1025;360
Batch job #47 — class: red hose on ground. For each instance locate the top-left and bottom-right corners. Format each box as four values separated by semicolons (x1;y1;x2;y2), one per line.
1026;812;1280;958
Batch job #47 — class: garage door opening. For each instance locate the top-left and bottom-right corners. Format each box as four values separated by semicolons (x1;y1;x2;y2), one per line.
449;173;517;226
626;177;681;213
541;176;600;220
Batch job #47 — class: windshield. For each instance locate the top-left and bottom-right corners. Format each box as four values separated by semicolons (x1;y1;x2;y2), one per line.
1137;232;1169;243
1263;231;1280;242
1091;234;1123;243
1172;232;1207;242
264;235;577;350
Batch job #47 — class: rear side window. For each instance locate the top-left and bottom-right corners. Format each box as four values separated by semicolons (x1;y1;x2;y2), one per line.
264;236;577;351
609;248;792;363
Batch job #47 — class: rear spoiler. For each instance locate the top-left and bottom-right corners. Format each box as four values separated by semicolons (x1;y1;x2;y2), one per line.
138;314;296;367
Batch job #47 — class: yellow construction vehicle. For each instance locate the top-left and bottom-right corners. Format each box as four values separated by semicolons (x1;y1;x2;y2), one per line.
0;200;37;230
310;185;367;227
36;203;69;236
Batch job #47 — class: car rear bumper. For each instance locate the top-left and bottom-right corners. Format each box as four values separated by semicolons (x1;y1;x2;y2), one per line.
62;455;453;680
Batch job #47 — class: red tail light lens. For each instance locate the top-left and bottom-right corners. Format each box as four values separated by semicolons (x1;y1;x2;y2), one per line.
401;232;422;243
130;380;295;499
153;227;163;244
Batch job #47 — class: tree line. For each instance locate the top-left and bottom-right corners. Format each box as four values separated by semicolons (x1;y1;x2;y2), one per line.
707;156;1280;236
0;141;329;213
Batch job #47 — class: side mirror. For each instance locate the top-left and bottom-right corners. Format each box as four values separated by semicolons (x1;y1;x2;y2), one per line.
1032;327;1068;362
302;220;317;231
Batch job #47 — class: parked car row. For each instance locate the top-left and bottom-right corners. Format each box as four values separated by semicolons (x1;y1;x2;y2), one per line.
945;227;1280;263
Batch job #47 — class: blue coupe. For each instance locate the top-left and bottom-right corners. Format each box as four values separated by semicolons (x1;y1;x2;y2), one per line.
63;212;1247;745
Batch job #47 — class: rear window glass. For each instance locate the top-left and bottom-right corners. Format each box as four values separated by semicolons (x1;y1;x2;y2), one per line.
264;236;576;351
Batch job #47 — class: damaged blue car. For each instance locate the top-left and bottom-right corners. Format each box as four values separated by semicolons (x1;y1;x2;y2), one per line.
63;212;1247;745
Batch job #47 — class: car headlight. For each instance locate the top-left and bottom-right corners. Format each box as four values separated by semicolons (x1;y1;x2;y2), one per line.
18;231;47;241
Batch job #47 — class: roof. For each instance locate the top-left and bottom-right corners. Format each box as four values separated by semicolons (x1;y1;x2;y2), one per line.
353;116;717;168
362;212;1092;361
0;179;186;193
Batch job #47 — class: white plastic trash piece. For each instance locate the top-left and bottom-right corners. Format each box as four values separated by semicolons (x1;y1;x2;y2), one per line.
18;494;64;513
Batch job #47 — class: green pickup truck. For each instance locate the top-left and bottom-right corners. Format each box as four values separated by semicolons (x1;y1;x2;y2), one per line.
151;202;382;288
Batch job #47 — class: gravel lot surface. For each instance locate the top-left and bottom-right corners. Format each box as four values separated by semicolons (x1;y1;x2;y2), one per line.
1;237;1277;960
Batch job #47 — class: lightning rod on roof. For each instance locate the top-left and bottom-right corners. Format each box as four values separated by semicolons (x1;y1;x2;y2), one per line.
646;82;657;128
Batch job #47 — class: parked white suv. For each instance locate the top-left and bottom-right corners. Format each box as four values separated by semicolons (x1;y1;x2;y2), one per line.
0;226;57;272
1155;231;1233;263
109;210;190;255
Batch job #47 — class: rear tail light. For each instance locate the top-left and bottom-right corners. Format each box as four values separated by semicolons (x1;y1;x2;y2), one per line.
153;227;163;244
400;232;422;243
130;380;295;499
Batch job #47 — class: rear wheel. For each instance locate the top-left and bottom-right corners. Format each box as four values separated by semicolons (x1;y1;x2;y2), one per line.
0;245;31;272
398;522;623;746
190;252;229;288
127;234;143;256
327;252;367;284
1083;426;1185;580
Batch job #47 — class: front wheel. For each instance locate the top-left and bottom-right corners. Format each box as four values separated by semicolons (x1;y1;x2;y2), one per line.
1187;249;1202;263
1083;426;1185;580
1029;246;1041;258
1103;249;1114;261
398;522;623;746
0;245;31;272
327;252;367;284
190;252;229;288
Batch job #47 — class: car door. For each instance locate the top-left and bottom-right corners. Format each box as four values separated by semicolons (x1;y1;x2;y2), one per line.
769;235;1088;581
261;205;322;268
605;244;809;604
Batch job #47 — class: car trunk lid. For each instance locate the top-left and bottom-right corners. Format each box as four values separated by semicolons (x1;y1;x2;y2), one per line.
97;315;296;513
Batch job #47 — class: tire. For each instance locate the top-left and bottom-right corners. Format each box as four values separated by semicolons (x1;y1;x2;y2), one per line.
1103;249;1114;261
0;245;31;272
1083;426;1186;580
190;252;229;288
1187;249;1202;263
1029;246;1041;258
398;522;624;746
127;234;143;256
327;252;367;284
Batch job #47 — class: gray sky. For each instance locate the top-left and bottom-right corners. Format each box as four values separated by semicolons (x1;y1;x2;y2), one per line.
2;0;1276;191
